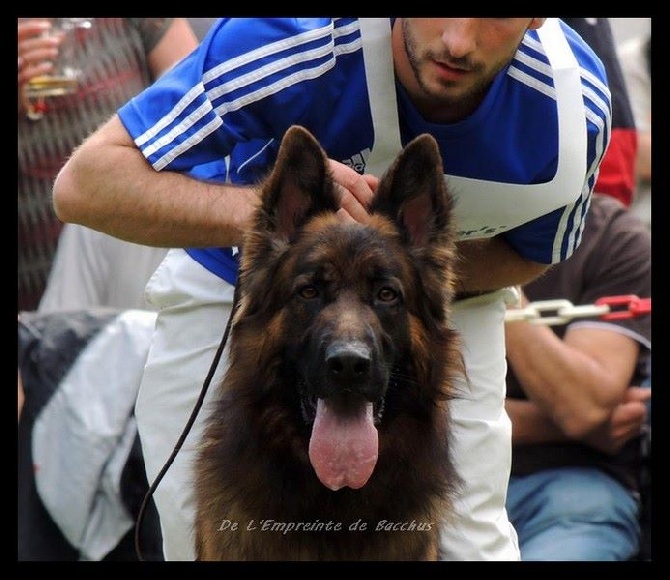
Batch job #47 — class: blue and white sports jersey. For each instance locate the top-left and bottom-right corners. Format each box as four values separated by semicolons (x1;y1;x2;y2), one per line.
119;18;611;286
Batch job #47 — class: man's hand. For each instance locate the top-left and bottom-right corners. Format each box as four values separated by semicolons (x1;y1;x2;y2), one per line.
327;159;378;224
582;386;651;455
17;19;63;114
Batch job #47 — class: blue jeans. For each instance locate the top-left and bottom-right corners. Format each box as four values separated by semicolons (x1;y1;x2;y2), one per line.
506;467;640;561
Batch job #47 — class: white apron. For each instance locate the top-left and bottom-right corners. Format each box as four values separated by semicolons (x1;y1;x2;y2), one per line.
360;17;587;239
359;17;589;561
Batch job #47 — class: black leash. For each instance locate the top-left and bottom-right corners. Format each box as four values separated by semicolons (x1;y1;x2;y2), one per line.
134;285;240;561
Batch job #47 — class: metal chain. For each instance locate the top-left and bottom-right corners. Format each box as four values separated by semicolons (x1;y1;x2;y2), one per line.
505;294;652;326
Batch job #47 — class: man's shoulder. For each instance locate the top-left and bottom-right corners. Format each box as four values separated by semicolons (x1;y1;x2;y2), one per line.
200;18;363;77
511;20;609;120
518;19;607;78
558;19;609;77
209;18;355;49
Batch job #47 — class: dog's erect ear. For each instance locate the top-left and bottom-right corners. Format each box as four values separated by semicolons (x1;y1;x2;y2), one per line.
372;134;453;248
260;125;339;239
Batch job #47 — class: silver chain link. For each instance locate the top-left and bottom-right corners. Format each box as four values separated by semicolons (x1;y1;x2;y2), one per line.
505;299;611;326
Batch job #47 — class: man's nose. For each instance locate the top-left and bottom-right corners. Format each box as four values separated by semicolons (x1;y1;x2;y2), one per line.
440;19;478;59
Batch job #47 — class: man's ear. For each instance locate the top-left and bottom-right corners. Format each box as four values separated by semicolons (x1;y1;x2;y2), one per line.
528;18;547;30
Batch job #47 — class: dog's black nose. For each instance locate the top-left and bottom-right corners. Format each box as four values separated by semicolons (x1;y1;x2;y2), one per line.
326;342;371;385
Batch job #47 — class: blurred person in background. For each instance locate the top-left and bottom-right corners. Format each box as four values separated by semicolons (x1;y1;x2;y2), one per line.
18;18;198;313
504;193;651;561
618;30;651;228
563;18;638;207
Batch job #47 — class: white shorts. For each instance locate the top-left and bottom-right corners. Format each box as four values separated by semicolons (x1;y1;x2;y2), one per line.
136;249;520;561
439;289;520;560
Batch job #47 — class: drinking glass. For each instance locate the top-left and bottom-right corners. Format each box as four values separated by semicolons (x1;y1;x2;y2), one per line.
25;18;93;119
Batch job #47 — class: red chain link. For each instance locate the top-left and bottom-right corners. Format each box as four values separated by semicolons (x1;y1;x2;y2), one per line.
595;295;652;320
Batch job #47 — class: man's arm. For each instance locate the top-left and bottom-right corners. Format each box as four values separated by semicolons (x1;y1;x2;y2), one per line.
505;398;565;445
456;237;550;294
507;388;650;455
53;118;378;248
505;290;640;439
53;115;259;248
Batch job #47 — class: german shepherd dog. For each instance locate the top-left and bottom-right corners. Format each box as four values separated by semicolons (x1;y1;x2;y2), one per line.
194;125;462;560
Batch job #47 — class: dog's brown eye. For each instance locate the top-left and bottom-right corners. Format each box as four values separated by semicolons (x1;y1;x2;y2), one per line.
298;285;318;299
377;287;399;303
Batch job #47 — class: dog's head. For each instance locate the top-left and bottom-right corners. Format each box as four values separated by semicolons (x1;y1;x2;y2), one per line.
234;125;458;491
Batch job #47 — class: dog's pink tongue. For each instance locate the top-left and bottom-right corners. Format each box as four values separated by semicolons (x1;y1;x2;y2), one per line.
309;400;378;491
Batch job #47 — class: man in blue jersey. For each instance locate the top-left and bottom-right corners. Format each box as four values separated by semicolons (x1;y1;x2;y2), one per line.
53;19;611;561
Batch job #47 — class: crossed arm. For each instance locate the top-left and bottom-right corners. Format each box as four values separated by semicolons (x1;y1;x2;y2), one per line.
505;290;649;454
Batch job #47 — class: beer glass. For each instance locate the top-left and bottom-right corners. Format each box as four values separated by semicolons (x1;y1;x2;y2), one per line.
25;18;93;119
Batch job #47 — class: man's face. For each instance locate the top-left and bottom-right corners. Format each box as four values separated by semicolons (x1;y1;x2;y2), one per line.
397;18;542;122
